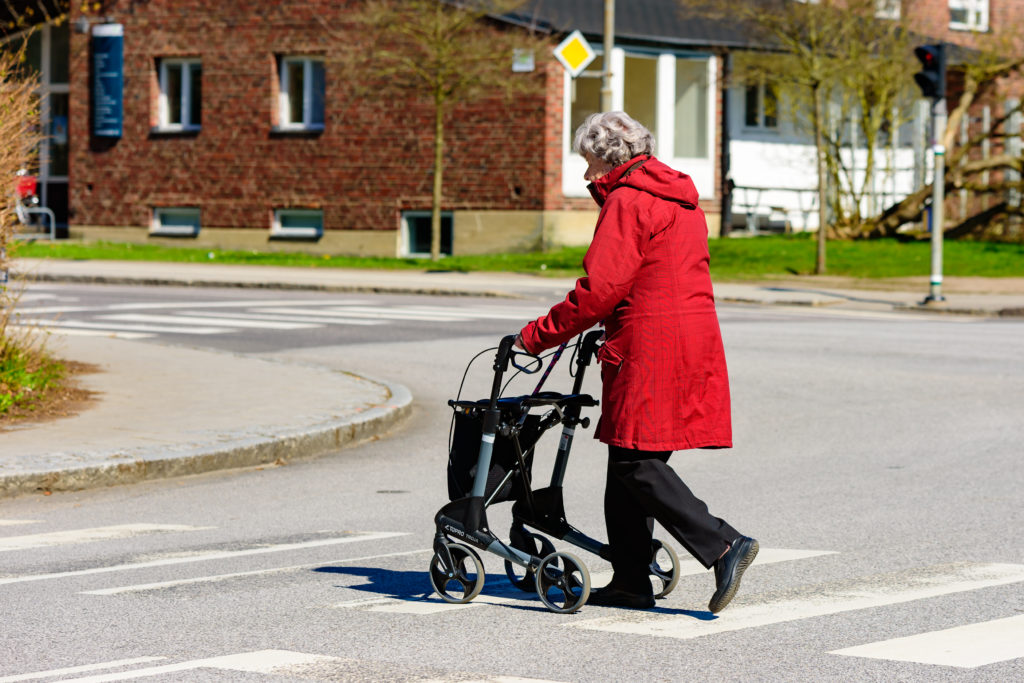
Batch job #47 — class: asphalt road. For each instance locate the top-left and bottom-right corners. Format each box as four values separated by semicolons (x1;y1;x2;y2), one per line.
1;284;1023;681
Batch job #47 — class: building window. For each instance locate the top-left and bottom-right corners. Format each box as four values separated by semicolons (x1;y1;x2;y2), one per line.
744;80;778;130
949;0;988;31
401;211;452;257
158;58;201;131
151;207;200;237
278;56;325;130
569;54;603;136
272;208;323;239
875;0;900;19
674;58;709;157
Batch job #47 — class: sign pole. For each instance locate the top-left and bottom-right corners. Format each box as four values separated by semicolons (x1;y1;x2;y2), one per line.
926;99;947;303
601;0;614;111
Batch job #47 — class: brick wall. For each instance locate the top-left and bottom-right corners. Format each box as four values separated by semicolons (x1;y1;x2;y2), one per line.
69;0;551;239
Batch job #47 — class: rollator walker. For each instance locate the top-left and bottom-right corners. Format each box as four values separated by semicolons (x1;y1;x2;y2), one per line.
429;331;681;613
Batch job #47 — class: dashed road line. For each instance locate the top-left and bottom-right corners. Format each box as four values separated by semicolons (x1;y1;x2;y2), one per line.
0;524;212;552
830;614;1024;668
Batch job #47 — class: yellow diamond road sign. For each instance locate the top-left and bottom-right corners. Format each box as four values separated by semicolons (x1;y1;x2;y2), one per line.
553;30;597;78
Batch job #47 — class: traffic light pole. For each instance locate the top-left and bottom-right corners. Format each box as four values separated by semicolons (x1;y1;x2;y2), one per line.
925;99;947;304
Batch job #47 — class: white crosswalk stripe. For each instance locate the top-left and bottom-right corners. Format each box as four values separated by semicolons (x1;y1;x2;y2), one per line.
830;614;1024;668
0;524;211;552
17;299;541;337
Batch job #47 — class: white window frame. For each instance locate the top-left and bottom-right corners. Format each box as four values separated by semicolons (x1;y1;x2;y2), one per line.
875;0;900;20
400;211;453;257
151;207;200;237
949;0;989;31
562;48;716;199
158;58;201;132
278;56;325;131
743;80;779;131
272;208;323;239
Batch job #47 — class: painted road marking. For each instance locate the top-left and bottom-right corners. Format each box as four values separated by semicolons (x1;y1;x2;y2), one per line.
0;531;407;586
0;658;166;683
0;520;41;527
38;650;338;682
82;548;430;595
21;319;231;335
569;563;1024;640
258;306;466;322
15;299;374;314
331;592;522;615
98;313;319;330
830;614;1024;668
178;310;383;326
0;524;211;552
8;325;153;340
588;547;836;587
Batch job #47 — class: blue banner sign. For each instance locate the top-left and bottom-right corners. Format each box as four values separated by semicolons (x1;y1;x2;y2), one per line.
92;23;124;138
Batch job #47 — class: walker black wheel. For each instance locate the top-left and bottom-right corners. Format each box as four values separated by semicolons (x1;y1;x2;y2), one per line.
649;538;680;598
504;525;556;591
535;551;590;614
429;542;485;604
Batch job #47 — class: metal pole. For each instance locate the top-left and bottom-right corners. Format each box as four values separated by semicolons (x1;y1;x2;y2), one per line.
925;99;947;304
601;0;614;111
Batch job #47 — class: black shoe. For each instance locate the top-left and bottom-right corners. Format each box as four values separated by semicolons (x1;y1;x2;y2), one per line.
588;585;656;609
708;536;759;614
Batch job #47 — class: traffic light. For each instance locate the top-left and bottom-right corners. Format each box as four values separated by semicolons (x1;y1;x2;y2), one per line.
914;43;946;100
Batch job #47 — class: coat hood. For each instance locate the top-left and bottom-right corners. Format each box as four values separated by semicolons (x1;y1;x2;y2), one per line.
589;155;700;209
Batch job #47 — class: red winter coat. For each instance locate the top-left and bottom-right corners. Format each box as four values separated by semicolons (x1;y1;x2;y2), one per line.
520;155;732;451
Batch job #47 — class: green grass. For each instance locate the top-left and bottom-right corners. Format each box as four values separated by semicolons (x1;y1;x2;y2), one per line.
0;341;65;415
13;234;1024;280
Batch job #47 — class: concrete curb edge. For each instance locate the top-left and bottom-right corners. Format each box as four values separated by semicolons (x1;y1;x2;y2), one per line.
0;377;413;499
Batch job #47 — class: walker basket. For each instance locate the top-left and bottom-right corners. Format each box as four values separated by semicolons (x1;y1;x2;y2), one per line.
447;406;543;503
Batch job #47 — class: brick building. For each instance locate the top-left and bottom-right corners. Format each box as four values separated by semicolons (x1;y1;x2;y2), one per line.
6;0;1022;253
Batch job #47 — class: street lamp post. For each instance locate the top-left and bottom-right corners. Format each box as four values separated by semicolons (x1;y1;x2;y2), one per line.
601;0;614;111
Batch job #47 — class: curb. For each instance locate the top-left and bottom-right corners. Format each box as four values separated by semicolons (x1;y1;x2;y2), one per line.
0;377;413;499
17;271;518;299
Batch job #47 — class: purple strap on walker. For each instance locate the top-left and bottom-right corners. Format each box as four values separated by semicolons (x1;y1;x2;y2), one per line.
531;341;568;396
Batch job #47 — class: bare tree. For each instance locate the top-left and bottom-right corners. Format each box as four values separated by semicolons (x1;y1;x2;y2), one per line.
691;0;916;273
327;0;546;261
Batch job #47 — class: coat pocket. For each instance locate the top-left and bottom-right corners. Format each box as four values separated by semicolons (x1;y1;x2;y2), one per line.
596;343;625;368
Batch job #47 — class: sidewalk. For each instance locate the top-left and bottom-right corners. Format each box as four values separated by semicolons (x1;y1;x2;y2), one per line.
3;258;1022;499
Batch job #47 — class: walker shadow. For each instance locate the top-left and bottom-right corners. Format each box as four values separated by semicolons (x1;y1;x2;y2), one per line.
313;564;718;619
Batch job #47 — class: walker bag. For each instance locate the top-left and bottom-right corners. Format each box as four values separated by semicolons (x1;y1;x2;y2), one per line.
447;411;543;503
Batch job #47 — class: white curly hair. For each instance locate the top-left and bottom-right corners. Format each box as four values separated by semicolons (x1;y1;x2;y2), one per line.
573;111;655;167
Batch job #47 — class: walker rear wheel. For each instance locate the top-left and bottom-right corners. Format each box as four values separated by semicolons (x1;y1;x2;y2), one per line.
429;542;485;604
649;538;680;598
535;551;590;613
504;525;556;591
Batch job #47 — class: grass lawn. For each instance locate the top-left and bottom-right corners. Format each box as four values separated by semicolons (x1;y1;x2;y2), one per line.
13;234;1024;280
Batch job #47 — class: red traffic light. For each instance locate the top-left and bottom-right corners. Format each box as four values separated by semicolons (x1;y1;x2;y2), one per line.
914;43;946;100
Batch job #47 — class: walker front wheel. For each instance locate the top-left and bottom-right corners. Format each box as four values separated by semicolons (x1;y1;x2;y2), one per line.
429;542;485;604
535;551;590;614
649;538;680;598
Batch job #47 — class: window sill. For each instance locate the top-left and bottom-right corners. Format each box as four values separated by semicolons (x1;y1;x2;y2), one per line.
149;228;200;238
269;230;322;241
270;125;325;138
150;127;201;138
948;24;989;32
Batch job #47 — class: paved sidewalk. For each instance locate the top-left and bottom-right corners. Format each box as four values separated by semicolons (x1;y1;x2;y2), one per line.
3;258;1022;499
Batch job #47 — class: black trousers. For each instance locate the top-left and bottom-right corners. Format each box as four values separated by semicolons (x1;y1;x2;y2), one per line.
604;445;739;592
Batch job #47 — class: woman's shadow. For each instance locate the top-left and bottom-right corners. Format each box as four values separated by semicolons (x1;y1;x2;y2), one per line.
313;564;717;619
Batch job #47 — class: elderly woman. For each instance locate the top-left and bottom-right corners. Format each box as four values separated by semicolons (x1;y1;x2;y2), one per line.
516;111;757;612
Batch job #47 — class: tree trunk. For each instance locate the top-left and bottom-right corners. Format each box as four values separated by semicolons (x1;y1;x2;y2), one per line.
813;84;827;274
431;94;445;262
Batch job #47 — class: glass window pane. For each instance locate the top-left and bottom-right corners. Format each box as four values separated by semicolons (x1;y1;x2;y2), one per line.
287;61;305;124
311;61;325;125
189;63;202;126
49;93;69;176
764;83;778;129
624;55;657;138
280;211;322;231
570;55;603;137
745;84;759;127
49;22;69;84
166;63;182;124
674;58;707;158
